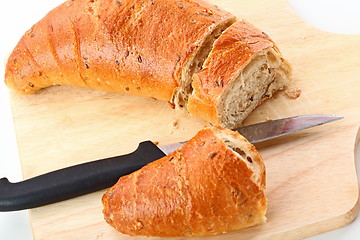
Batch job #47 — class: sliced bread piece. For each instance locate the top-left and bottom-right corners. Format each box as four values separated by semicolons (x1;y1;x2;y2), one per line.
102;126;267;237
187;20;292;128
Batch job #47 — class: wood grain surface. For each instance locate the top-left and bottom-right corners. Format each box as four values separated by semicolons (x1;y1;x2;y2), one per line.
8;0;360;239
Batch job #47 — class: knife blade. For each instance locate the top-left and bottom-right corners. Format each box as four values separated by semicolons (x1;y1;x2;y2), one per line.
0;114;342;211
159;114;343;154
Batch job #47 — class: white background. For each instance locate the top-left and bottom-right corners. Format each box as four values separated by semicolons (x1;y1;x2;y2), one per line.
0;0;359;239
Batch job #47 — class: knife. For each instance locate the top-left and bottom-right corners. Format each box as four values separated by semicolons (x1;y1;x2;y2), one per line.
0;114;342;211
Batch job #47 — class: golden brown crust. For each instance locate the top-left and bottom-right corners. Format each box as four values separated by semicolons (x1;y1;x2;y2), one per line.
5;0;233;101
102;126;266;237
187;20;288;126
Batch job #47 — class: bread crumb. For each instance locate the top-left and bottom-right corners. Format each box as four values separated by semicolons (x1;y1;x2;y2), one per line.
153;141;159;146
169;120;178;135
285;88;301;99
171;120;178;128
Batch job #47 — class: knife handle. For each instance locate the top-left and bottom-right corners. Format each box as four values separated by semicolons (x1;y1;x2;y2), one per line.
0;141;165;211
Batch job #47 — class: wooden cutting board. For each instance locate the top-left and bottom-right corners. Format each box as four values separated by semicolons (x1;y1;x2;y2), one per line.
8;0;360;239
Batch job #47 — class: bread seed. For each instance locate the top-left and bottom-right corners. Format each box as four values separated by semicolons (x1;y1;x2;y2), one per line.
134;221;143;230
233;148;247;159
168;102;175;109
28;82;34;87
204;9;213;15
208;152;217;159
125;87;129;91
199;9;213;16
214;79;223;87
124;50;129;58
84;7;94;14
115;1;121;6
246;156;253;163
137;55;142;63
171;120;178;128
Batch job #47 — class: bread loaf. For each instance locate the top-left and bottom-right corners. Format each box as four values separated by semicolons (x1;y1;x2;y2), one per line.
102;126;267;236
4;0;235;101
4;0;291;128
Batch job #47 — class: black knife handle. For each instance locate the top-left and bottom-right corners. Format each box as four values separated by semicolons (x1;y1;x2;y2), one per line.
0;141;165;211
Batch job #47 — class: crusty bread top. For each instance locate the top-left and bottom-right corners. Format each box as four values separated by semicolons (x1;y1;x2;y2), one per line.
5;0;233;101
102;126;266;237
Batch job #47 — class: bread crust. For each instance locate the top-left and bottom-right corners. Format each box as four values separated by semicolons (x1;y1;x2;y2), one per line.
187;20;291;127
102;126;266;236
5;0;233;101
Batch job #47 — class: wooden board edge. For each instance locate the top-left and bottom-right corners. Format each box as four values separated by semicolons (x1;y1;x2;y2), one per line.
298;126;360;239
265;190;360;240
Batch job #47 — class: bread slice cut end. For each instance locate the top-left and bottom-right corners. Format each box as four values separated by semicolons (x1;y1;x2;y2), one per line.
212;126;266;188
218;48;291;128
172;17;236;108
212;126;267;229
